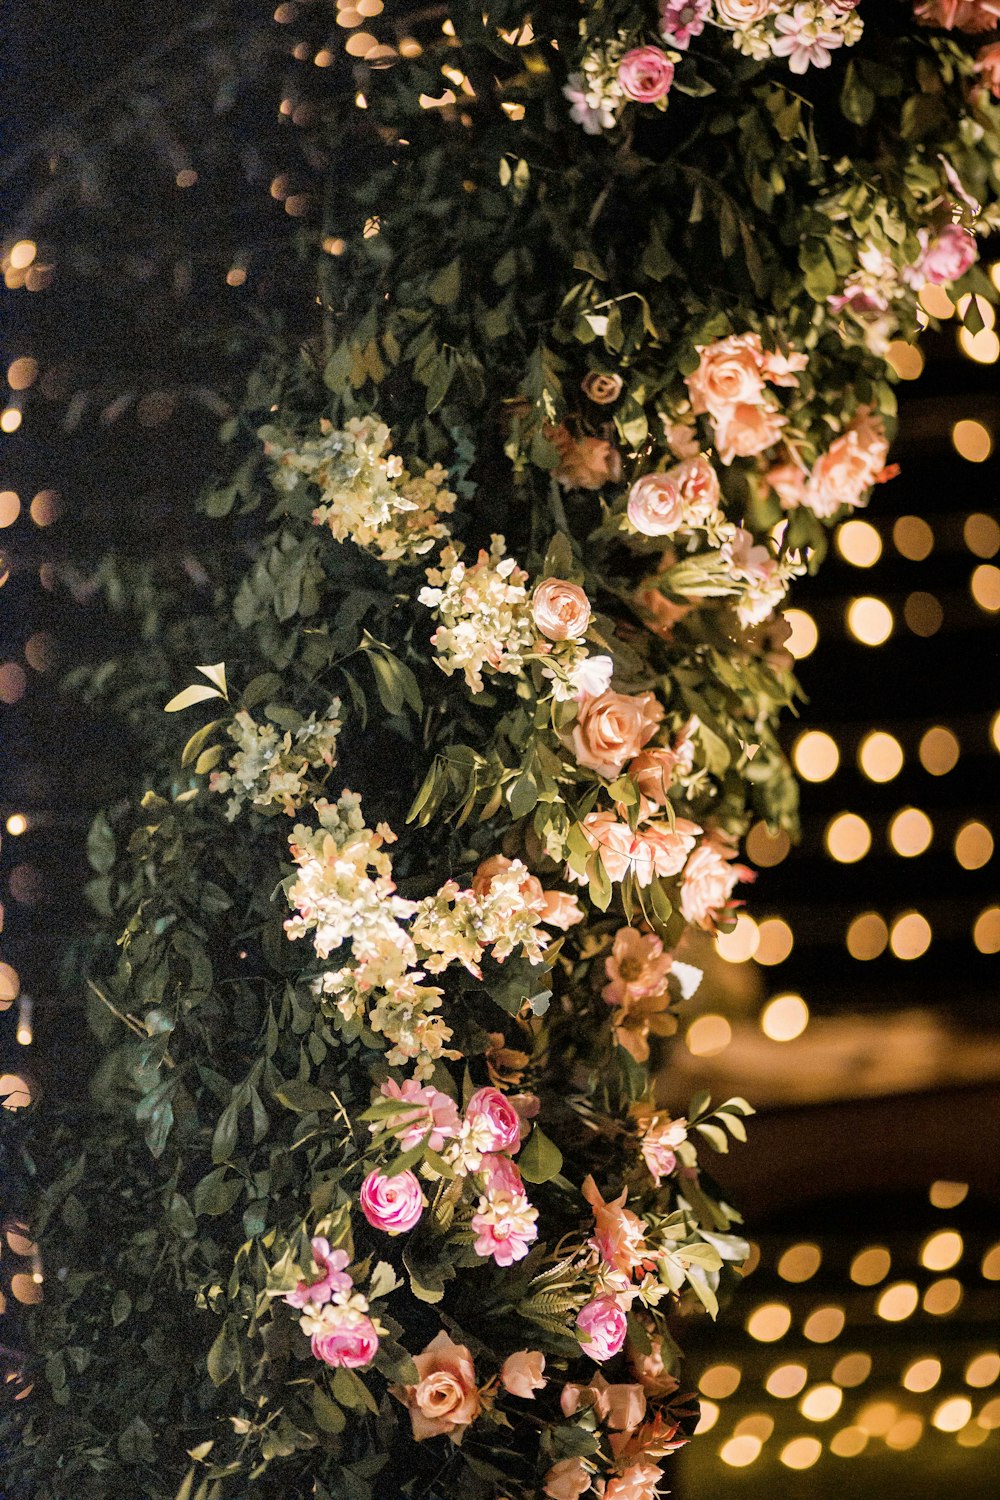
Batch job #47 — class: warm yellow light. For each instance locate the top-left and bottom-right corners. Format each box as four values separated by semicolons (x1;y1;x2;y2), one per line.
694;1399;719;1433
830;1425;868;1457
885;1414;923;1450
761;994;809;1043
858;1400;898;1436
0;1075;32;1110
745;821;790;867
777;1243;822;1284
958;327;1000;364
699;1364;741;1399
0;963;20;1005
793;730;839;782
903;1357;942;1393
889;807;933;858
980;1396;1000;1430
957;1421;990;1448
5;814;27;836
919;726;960;776
734;1414;775;1442
225;267;247;287
921;1230;964;1272
0;491;19;527
755;917;793;966
7;357;37;391
923;1278;962;1316
716;912;759;964
779;1436;822;1470
966;1353;1000;1389
1;408;22;433
825;812;871;863
893;515;934;561
847;596;893;646
932;1396;973;1433
972;907;1000;955
993;712;1000;754
919;283;953;318
952;419;994;463
965;512;1000;559
957;293;997;329
832;1353;871;1388
889;911;931;960
850;1245;891;1285
719;1435;761;1467
837;520;882;568
886;340;924;380
9;241;36;270
904;591;943;636
783;608;818;659
741;1241;762;1277
766;1363;808;1398
800;1384;843;1422
930;1180;968;1210
846;912;888;961
685;1014;731;1057
858;731;904;783
30;490;61;526
876;1281;919;1322
986;1245;1000;1280
175;168;198;189
803;1306;845;1343
972;563;1000;612
747;1303;792;1343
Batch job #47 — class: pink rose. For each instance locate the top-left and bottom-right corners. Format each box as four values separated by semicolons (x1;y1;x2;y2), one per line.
582;372;624;405
540;889;585;929
480;1152;525;1195
766;460;807;510
603;928;673;1009
571;690;664;779
671;454;721;523
804;407;890;517
577;1294;629;1362
394;1330;482;1442
618;46;675;103
379;1077;461;1152
501;1349;547;1398
533;578;592;641
915;0;1000;31
627;473;685;537
582;1175;648;1276
604;1462;665;1500
918;223;978;285
562;1374;647;1431
547;424;623;490
544;1457;593;1500
714;0;772;20
686;333;766;418
309;1304;379;1369
974;41;1000;96
638;1114;688;1185
359;1168;424;1234
284;1236;352;1309
712;401;786;465
465;1086;522;1153
679;834;753;930
760;347;809;386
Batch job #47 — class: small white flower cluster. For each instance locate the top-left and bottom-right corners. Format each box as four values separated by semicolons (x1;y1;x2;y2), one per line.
419;536;537;694
267;415;456;564
721;0;863;74
562;34;628;135
209;704;342;820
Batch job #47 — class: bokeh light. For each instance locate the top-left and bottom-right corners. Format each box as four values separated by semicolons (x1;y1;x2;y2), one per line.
903;1357;941;1393
850;1246;891;1285
716;912;759;964
783;608;818;659
965;512;1000;558
889;911;932;959
932;1396;972;1432
747;1303;792;1342
847;596;893;646
780;1436;822;1470
921;1230;964;1272
952;419;994;462
761;994;809;1042
699;1363;741;1399
904;591;943;636
972;907;1000;954
746;821;791;867
686;1014;731;1057
919;726;960;776
888;807;933;857
846;912;888;961
876;1282;919;1321
971;564;1000;612
923;1277;962;1316
777;1243;822;1283
800;1384;842;1421
803;1306;845;1343
858;731;904;782
837;520;882;568
832;1353;871;1388
766;1363;808;1398
793;730;839;782
755;917;794;966
826;812;871;863
893;515;934;560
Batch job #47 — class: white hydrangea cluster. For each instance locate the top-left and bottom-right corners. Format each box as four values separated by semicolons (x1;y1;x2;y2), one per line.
419;537;538;693
266;415;456;563
562;34;628;135
209;704;342;820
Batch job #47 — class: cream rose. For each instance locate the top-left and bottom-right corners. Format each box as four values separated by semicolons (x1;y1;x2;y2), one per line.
394;1330;482;1442
532;578;592;641
686;332;766;416
581;371;624;404
627;472;685;536
714;0;772;25
571;690;664;778
672;453;721;523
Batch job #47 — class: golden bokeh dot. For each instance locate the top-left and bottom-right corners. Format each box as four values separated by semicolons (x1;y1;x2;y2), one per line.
699;1364;742;1399
932;1396;973;1432
783;608;818;660
886;340;924;380
904;591;944;636
716;912;759;964
972;563;1000;612
741;1241;762;1277
719;1435;762;1468
903;1357;941;1393
885;1414;923;1451
761;994;809;1042
747;1303;792;1343
0;663;27;704
779;1436;822;1470
826;812;871;863
957;292;997;329
846;596;893;646
952;419;994;462
755;917;794;966
991;711;1000;754
973;907;1000;955
685;1014;731;1057
6;1224;36;1255
889;807;934;857
919;283;953;318
858;731;904;783
1;408;23;433
837;520;882;568
893;515;934;561
923;1278;963;1316
980;1243;1000;1279
793;730;839;782
832;1353;872;1388
965;513;1000;559
24;632;55;673
0;1074;32;1110
921;1229;964;1272
9;241;37;271
694;1399;719;1433
919;726;960;776
766;1363;808;1399
858;1400;898;1436
830;1425;868;1458
958;328;1000;365
980;1396;1000;1430
30;489;61;527
876;1281;919;1322
0;490;19;526
10;1270;42;1303
957;1422;990;1448
930;1180;968;1210
7;357;37;390
846;912;888;961
6;812;27;835
0;962;20;1007
734;1414;775;1442
966;1353;1000;1388
800;1384;843;1422
746;821;790;867
851;1245;891;1286
777;1243;822;1284
803;1306;845;1343
889;911;932;960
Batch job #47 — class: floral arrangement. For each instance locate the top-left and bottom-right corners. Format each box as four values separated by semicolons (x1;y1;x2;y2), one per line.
8;2;1000;1499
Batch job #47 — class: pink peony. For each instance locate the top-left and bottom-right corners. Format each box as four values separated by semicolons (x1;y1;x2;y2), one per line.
679;834;753;930
284;1236;351;1309
603;928;674;1009
582;1175;648;1276
618;46;675;103
603;1461;665;1500
501;1349;547;1398
480;1152;525;1196
915;0;1000;30
471;1187;539;1265
627;472;685;537
571;690;664;779
659;0;711;47
465;1086;522;1154
309;1304;380;1369
918;223;978;285
544;1457;593;1500
533;578;593;641
394;1330;482;1442
686;333;767;419
577;1294;629;1362
359;1168;424;1234
380;1076;461;1152
712;401;786;465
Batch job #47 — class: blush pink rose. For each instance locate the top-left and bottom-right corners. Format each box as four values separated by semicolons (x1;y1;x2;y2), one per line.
627;748;680;809
540;889;586;929
804;407;890;517
679;834;753;930
686;333;766;418
394;1330;482;1442
671;454;721;523
627;472;685;537
359;1168;424;1234
501;1349;547;1398
480;1152;525;1195
638;1114;688;1185
284;1236;352;1309
618;46;675;102
712;401;786;465
603;1462;665;1500
533;578;592;641
562;1374;647;1431
309;1304;380;1369
571;690;664;779
603;928;673;1009
380;1076;461;1152
915;0;1000;30
465;1086;522;1153
919;223;978;285
639;817;701;878
577;1294;629;1362
544;1457;593;1500
766;460;808;510
578;811;645;885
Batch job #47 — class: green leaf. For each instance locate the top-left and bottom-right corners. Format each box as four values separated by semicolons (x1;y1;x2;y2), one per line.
181;717;225;769
312;1385;346;1434
508;770;539;820
111;1289;132;1326
86;811;116;875
429;258;461;305
273;1079;336;1113
193;1169;244;1217
517;1125;563;1184
206;1321;239;1386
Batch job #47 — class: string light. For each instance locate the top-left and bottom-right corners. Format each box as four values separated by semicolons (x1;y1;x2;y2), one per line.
5;813;27;836
686;1014;731;1057
923;1278;962;1316
837;520;882;567
829;1426;868;1457
972;907;1000;955
893;516;934;560
755;917;794;965
746;821;790;866
0;490;19;526
825;812;871;863
716;912;759;963
858;1400;898;1435
982;1244;1000;1280
885;1414;923;1450
966;1354;1000;1388
919;283;953;318
699;1364;742;1398
695;1400;720;1433
719;1435;761;1467
953;420;994;462
886;340;924;380
932;1397;972;1432
799;1384;842;1421
858;731;903;782
779;1436;822;1469
846;596;893;646
903;1357;942;1392
747;1303;792;1342
1;409;23;434
929;1180;968;1209
958;327;1000;363
888;807;933;857
793;730;839;781
15;994;32;1046
846;912;888;960
761;994;809;1042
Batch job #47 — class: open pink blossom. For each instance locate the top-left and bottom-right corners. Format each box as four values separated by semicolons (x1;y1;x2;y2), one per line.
359;1168;424;1234
379;1076;461;1152
284;1237;352;1309
571;690;664;779
603;1461;665;1500
671;454;721;524
638;1114;688;1185
578;811;654;888
583;1175;649;1275
577;1294;629;1362
562;1374;647;1431
804;407;890;517
533;578;592;641
686;333;766;418
639;817;701;879
627;472;685;537
471;1187;539;1265
393;1330;482;1443
309;1303;380;1369
501;1349;547;1398
465;1086;522;1154
479;1152;525;1196
712;401;786;465
544;1457;593;1500
918;223;978;285
618;46;675;103
659;0;711;47
679;834;754;930
975;41;1000;96
603;928;674;1009
770;4;845;72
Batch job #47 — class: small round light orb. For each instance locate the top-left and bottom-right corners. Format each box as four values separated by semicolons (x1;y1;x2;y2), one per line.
761;994;809;1043
846;912;888;961
924;1278;963;1316
694;1399;719;1433
903;1357;942;1393
686;1014;731;1057
958;327;1000;364
1;408;22;434
830;1425;868;1457
832;1353;871;1388
766;1363;808;1399
777;1243;822;1284
858;731;904;783
904;591;943;636
803;1306;845;1343
716;912;759;964
9;241;37;271
919;283;953;318
826;812;871;863
889;807;934;858
858;1400;898;1436
719;1435;761;1468
699;1364;742;1399
965;513;1000;559
793;730;839;782
957;1422;990;1448
851;1246;891;1286
984;1244;1000;1280
894;515;934;561
747;1303;792;1343
972;564;1000;613
952;418;994;463
932;1396;972;1433
972;907;1000;955
734;1414;775;1442
921;1230;964;1272
800;1384;843;1422
919;726;960;776
0;491;19;527
5;813;27;836
837;520;882;568
780;1436;822;1470
889;911;932;960
746;821;791;867
966;1354;1000;1389
783;608;818;660
956;822;994;871
885;1414;923;1451
755;917;794;966
980;1397;1000;1430
847;597;893;646
876;1281;919;1322
930;1180;968;1210
886;340;924;380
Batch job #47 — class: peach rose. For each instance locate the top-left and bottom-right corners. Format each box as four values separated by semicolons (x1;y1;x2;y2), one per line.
533;578;592;641
583;1174;648;1275
714;0;771;22
547;424;623;490
638;817;701;878
561;1374;647;1432
603;928;673;1009
915;0;1000;30
760;347;809;387
571;690;664;779
766;460;807;510
618;46;675;102
671;454;721;524
627;472;685;537
394;1330;482;1442
679;833;753;930
686;333;766;418
540;889;586;929
582;371;624;405
579;811;644;885
501;1349;546;1398
603;1461;665;1500
544;1457;593;1500
629;1332;680;1399
627;748;680;809
804;407;889;517
712;401;786;465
